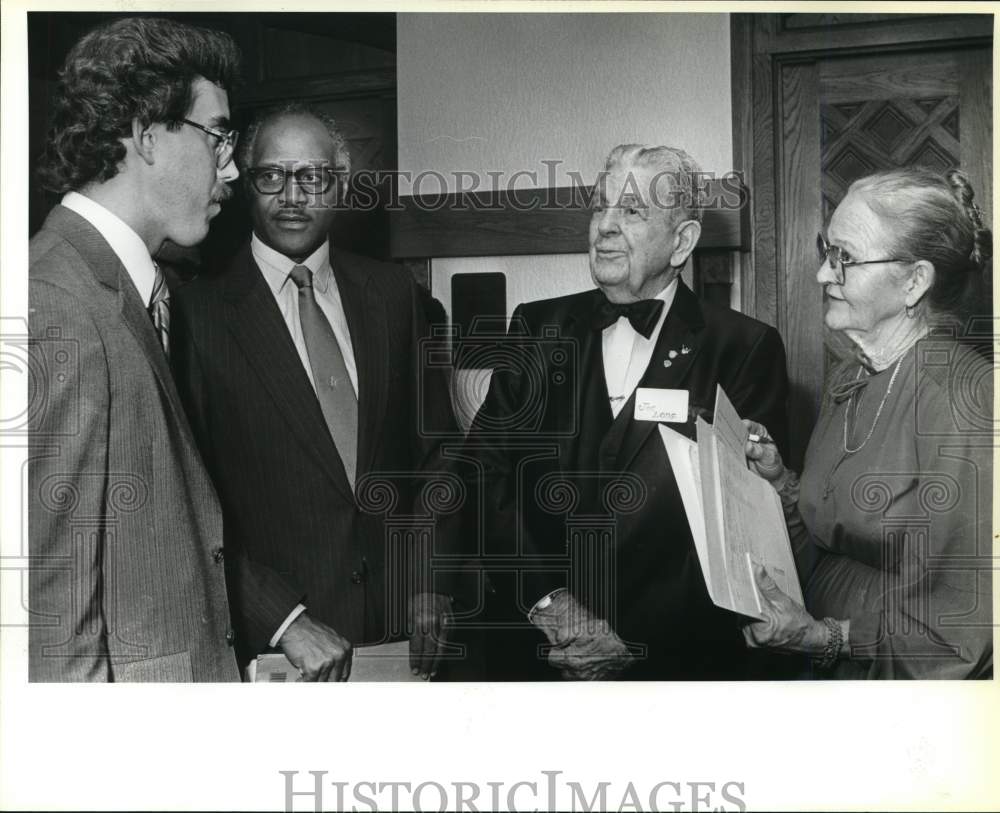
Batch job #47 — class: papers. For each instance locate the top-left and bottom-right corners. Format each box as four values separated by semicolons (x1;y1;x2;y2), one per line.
659;385;803;620
244;640;422;683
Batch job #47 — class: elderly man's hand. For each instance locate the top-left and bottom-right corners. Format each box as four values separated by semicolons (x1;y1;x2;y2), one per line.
530;591;634;680
278;613;353;681
742;565;827;656
408;592;452;680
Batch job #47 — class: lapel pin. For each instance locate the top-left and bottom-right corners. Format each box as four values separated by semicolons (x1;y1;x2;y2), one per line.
681;345;691;355
668;350;678;359
663;359;672;368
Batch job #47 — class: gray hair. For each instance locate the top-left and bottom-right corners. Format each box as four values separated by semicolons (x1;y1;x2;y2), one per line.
238;101;351;176
603;144;704;224
849;167;991;324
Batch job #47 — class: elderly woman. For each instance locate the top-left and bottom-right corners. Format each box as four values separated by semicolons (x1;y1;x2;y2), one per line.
744;167;993;679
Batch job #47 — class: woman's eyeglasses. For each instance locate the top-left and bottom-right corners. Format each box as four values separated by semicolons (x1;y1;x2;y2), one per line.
816;232;906;284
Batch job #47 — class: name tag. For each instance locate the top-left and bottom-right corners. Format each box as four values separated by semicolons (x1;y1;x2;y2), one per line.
634;388;689;423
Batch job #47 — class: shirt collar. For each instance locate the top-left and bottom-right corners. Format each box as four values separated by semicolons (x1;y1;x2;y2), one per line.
645;277;677;341
61;191;157;306
654;277;679;309
251;233;333;295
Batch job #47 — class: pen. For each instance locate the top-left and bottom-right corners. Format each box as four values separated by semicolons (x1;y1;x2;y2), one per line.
747;433;775;445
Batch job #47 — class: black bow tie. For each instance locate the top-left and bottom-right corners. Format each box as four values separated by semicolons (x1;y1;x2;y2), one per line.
592;297;665;339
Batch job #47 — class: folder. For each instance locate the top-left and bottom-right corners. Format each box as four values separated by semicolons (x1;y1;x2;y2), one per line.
659;385;803;619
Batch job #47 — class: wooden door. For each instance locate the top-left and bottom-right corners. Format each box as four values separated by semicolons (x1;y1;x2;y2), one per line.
734;14;993;468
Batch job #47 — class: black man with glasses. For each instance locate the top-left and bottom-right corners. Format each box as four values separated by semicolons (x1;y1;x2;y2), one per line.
28;17;243;681
171;102;465;681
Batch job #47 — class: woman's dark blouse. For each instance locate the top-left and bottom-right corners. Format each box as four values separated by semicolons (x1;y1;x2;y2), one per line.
793;337;993;679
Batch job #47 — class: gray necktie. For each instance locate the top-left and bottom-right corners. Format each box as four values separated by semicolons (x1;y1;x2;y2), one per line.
149;263;170;358
289;264;358;488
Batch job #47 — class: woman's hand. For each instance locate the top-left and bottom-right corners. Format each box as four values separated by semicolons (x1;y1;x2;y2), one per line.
743;419;787;484
742;564;828;656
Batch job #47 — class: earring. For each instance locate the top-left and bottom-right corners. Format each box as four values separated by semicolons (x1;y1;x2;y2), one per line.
905;302;917;319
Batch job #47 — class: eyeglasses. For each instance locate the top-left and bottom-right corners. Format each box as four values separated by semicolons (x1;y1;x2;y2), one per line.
181;118;239;169
816;232;907;284
244;165;344;196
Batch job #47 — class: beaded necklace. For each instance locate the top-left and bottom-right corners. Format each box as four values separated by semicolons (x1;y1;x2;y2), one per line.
842;355;904;454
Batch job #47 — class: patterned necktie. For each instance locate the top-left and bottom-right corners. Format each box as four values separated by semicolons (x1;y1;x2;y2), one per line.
148;263;170;358
591;297;665;339
288;264;358;489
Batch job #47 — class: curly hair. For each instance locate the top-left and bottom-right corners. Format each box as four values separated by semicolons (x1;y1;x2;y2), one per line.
38;16;242;193
238;101;351;175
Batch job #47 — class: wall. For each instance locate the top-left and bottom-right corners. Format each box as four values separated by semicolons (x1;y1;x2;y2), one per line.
397;12;734;426
398;12;733;191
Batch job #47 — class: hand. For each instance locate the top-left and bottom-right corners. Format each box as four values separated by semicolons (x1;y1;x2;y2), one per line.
743;419;787;484
742;564;827;656
278;613;353;681
531;591;634;680
408;592;452;680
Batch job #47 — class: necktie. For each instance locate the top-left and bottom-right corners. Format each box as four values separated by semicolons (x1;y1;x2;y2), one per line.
592;297;665;339
288;264;358;489
148;263;170;358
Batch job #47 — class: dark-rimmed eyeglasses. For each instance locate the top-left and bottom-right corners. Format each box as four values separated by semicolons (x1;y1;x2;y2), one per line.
816;232;907;285
181;118;239;169
245;165;344;196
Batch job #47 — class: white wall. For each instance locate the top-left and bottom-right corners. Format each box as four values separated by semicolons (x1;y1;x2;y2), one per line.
398;13;733;191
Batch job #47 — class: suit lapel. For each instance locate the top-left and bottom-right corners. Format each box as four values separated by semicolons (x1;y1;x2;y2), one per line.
560;294;612;472
223;244;355;501
43;206;199;448
332;251;387;479
611;281;707;470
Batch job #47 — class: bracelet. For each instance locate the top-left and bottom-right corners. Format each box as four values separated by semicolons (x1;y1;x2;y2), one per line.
812;617;843;670
527;588;567;624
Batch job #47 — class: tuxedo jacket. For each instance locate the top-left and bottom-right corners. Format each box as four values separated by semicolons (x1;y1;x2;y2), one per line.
171;242;463;663
466;282;790;679
28;206;238;682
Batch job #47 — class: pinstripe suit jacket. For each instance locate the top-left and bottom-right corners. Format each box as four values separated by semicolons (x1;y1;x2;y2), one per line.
28;206;239;682
171;242;464;663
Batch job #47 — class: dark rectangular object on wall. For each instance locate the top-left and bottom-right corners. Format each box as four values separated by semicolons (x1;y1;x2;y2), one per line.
389;180;747;259
451;272;507;369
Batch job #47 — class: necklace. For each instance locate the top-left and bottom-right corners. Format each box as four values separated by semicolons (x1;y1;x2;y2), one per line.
842;355;904;454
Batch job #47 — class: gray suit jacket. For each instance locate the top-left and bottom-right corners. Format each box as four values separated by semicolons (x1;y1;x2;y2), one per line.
28;205;239;682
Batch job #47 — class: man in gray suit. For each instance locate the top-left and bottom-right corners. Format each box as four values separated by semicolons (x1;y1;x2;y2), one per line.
28;17;242;681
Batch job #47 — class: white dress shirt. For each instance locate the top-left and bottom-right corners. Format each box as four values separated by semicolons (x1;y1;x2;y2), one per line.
252;233;359;397
602;278;678;418
252;233;361;649
61;191;158;306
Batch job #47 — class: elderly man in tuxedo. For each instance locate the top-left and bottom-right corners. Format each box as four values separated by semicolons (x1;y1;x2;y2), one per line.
171;103;464;681
466;144;790;680
28;17;242;681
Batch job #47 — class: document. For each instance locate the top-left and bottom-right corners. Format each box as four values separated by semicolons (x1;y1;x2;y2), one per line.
659;385;803;620
244;640;422;682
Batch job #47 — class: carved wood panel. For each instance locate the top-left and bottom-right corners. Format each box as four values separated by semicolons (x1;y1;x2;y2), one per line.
820;95;960;221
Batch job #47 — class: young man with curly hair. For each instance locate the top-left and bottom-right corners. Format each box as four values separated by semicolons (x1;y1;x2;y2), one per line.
28;16;243;681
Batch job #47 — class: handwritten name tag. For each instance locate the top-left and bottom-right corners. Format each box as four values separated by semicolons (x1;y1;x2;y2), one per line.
634;388;689;423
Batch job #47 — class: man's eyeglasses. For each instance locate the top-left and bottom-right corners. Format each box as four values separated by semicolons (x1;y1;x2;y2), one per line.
245;165;344;196
816;232;907;285
181;118;239;169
